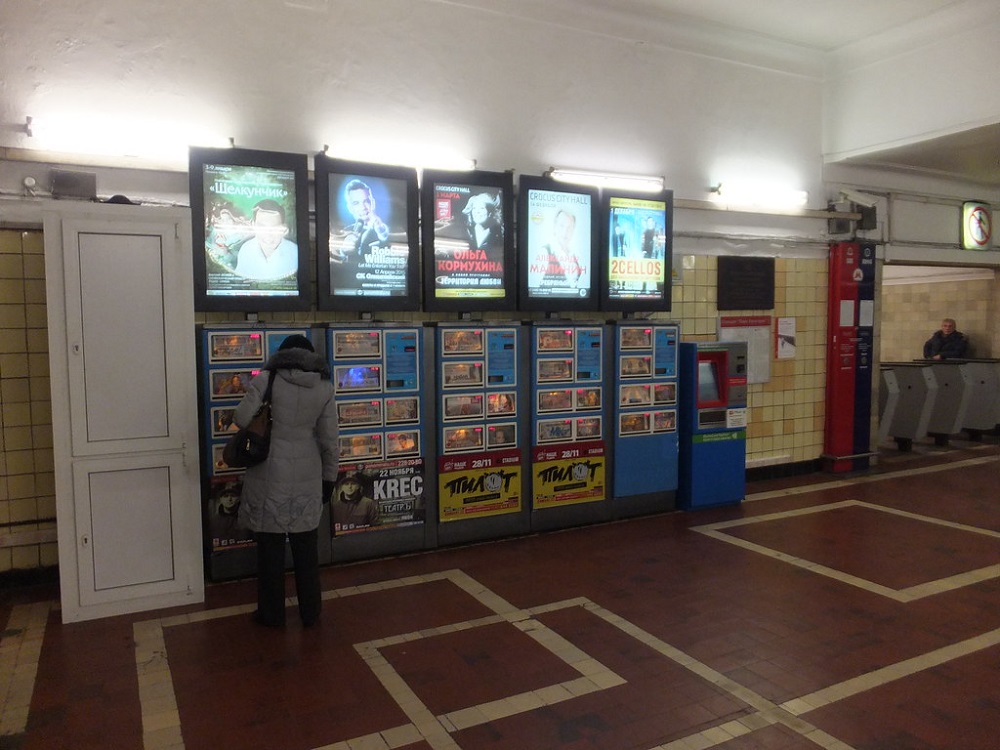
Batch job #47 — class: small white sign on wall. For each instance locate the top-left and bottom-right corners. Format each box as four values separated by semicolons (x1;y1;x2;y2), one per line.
718;315;771;384
776;317;796;359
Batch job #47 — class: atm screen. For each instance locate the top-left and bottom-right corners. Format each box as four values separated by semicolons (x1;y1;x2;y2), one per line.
697;361;721;404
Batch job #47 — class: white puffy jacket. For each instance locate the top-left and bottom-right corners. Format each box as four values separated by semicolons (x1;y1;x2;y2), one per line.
235;347;338;533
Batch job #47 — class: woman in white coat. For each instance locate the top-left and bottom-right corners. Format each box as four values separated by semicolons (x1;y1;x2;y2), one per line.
234;334;338;627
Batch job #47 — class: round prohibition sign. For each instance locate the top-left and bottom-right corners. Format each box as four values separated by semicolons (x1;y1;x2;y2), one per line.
966;205;992;247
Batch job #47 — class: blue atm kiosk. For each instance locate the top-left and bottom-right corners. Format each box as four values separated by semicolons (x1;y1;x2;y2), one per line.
677;341;748;509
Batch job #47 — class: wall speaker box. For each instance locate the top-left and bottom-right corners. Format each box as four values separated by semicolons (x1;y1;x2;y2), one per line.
858;205;877;231
50;169;97;200
827;217;852;235
827;201;852;235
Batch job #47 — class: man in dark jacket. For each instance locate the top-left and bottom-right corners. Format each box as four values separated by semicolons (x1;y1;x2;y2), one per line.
923;318;969;360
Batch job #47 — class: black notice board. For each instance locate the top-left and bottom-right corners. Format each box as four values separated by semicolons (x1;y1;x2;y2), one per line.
717;256;775;310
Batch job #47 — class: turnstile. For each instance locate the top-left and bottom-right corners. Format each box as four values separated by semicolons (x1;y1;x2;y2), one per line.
924;361;973;445
877;367;900;446
958;360;1000;437
881;362;937;451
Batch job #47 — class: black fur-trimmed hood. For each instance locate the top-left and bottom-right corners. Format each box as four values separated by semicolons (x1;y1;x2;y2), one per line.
265;347;331;379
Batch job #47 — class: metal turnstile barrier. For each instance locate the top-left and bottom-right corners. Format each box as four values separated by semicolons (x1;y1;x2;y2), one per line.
877;367;900;446
882;362;937;451
924;361;973;445
958;360;1000;437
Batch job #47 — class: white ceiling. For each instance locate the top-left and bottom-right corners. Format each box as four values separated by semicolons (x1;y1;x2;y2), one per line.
623;0;968;52
572;0;1000;187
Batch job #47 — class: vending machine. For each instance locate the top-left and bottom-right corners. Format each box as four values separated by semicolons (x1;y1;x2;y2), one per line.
326;324;433;562
529;322;612;532
434;322;528;547
611;322;680;516
197;324;318;581
677;341;748;509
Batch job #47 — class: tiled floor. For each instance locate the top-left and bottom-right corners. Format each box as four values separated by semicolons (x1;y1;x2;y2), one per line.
3;438;999;750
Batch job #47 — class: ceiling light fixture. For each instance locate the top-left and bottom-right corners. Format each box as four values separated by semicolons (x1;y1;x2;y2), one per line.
710;181;809;210
20;114;230;166
327;142;477;172
547;168;664;193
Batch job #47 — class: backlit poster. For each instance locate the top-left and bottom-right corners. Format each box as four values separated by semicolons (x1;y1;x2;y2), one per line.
202;163;300;297
607;196;667;300
326;172;412;298
430;183;507;298
525;188;593;299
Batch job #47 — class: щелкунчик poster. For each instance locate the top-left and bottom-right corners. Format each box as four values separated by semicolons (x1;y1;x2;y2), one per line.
203;163;299;296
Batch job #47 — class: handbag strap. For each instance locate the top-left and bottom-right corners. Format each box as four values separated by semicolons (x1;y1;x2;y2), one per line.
259;368;276;409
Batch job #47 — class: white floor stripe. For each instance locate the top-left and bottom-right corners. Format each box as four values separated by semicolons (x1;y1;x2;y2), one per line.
0;601;50;737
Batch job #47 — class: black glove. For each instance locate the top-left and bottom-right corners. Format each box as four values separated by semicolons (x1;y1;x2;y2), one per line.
322;480;335;504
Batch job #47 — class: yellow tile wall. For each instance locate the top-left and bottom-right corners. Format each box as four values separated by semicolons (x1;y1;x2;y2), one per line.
0;230;57;574
663;255;829;466
880;278;995;362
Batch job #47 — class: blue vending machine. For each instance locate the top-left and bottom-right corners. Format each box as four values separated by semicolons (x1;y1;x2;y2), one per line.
529;322;612;532
197;323;318;581
611;322;680;516
677;341;749;509
435;323;529;547
327;324;433;562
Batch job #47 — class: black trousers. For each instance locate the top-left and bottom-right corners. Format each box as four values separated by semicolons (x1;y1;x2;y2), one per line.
254;528;321;626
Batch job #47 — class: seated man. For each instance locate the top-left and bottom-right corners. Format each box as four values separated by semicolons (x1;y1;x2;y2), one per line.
923;318;969;360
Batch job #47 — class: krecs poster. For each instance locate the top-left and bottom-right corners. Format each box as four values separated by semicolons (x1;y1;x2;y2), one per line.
332;458;425;535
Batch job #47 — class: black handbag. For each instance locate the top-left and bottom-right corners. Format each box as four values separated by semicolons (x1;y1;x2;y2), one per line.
222;370;275;469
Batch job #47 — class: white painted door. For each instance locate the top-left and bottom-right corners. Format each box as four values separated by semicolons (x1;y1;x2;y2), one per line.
44;204;204;622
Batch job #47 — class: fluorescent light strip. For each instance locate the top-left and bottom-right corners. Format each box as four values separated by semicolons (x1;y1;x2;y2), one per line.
711;181;809;210
548;168;664;193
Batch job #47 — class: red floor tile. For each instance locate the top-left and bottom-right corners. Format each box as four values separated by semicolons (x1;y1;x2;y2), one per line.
3;441;998;750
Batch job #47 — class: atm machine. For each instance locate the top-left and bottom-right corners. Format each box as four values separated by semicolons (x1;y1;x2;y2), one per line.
677;341;748;509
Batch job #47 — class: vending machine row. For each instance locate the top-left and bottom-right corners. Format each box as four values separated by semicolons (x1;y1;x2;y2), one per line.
197;321;693;581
